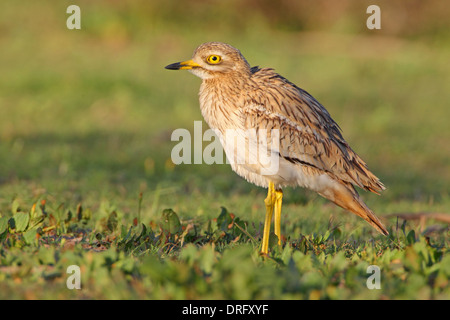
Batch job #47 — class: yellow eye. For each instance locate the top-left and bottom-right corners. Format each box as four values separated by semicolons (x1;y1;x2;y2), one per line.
206;55;222;64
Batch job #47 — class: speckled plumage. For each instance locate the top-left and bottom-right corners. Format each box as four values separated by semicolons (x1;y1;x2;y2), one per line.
166;42;388;246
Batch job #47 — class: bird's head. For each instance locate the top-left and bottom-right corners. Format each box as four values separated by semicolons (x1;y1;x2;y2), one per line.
165;42;251;79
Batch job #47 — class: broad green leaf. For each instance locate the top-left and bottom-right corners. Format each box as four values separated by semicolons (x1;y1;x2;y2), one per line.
0;216;9;234
406;230;416;245
160;208;181;234
23;229;37;245
14;212;30;232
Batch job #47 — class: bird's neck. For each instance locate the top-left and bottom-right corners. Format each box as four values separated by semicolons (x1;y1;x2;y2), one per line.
199;77;247;132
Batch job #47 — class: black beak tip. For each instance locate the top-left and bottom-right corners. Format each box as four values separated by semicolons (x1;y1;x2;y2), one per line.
165;62;181;70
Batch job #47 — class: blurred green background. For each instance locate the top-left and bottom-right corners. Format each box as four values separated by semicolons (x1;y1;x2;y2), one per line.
0;0;449;299
0;0;448;211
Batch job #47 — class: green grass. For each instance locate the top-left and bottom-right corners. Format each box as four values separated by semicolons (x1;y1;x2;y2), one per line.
0;1;449;300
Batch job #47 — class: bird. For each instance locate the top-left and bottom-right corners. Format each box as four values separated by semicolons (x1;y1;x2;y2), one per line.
165;42;388;255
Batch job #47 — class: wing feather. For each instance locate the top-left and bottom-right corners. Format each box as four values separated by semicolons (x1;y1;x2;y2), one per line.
243;68;385;193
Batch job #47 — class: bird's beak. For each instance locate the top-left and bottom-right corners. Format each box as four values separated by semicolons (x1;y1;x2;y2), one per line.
165;59;201;70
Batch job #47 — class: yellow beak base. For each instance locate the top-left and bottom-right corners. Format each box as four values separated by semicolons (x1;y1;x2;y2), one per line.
165;59;200;70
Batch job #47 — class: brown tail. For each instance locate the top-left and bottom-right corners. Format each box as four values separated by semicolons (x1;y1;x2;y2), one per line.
319;181;389;235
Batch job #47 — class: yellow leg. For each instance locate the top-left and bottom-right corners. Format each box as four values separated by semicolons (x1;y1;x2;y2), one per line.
274;189;283;245
261;182;275;255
